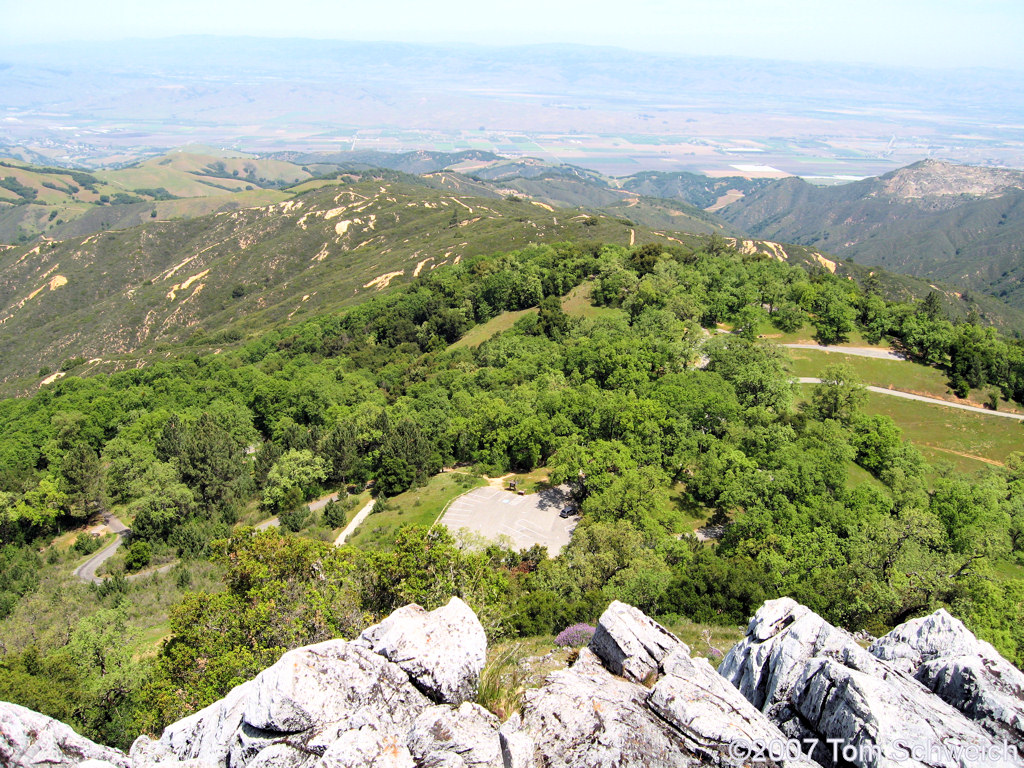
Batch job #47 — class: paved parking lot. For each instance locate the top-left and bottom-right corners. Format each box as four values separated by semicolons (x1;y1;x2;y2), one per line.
437;485;577;554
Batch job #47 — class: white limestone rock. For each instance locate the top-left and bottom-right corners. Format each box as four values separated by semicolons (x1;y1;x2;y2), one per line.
314;726;415;768
588;600;685;683
790;657;1016;768
159;639;430;768
128;736;170;765
159;680;251;767
407;703;502;768
517;647;696;767
497;714;536;768
0;701;130;768
718;597;877;713
649;648;818;767
869;608;993;674
870;609;1024;744
354;597;486;705
721;599;1024;768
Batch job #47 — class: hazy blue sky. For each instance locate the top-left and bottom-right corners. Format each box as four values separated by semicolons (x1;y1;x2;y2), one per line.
2;0;1022;69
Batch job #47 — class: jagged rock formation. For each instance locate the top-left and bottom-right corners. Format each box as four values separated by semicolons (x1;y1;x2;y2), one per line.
869;609;1024;745
0;702;131;768
2;597;1022;768
352;598;487;706
720;597;1024;768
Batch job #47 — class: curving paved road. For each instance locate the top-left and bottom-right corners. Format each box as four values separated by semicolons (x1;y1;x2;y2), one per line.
72;514;128;584
796;377;1024;421
72;513;176;584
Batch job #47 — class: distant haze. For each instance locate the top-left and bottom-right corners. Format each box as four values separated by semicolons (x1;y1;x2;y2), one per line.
3;0;1023;70
3;38;1023;175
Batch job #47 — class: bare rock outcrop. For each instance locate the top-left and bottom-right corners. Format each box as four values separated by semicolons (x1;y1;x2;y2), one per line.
869;609;1024;744
504;603;817;768
721;599;1023;768
588;599;685;683
159;640;431;767
648;648;817;767
0;702;131;768
407;703;502;768
2;596;1021;768
315;726;414;768
513;647;693;767
354;597;486;705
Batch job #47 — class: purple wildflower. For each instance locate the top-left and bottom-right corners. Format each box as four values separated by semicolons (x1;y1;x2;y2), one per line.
555;623;596;647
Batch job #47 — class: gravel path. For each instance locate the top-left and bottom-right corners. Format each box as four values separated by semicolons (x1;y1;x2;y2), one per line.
334;499;376;546
797;377;1024;421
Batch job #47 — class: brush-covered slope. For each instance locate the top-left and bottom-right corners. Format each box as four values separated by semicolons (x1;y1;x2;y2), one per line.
619;170;773;211
0;179;672;384
0;149;767;248
720;159;1024;307
421;169;736;235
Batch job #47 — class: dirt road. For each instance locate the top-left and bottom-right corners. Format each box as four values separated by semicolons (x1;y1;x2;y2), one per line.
796;377;1024;421
334;499;376;546
783;343;904;361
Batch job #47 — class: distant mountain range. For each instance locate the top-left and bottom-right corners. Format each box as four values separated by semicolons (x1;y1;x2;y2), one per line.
0;149;752;244
719;160;1024;307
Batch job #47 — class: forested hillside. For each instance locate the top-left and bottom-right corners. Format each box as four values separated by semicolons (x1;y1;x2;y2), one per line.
1;238;1022;749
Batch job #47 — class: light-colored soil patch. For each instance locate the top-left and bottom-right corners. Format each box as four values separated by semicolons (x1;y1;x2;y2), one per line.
413;257;432;277
167;269;210;301
364;270;404;290
705;190;744;212
812;253;837;273
40;371;66;386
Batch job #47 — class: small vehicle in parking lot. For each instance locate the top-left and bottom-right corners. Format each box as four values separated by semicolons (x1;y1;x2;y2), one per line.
559;506;577;519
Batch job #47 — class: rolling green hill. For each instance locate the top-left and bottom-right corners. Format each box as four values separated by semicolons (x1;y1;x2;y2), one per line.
6;155;1024;392
0;151;768;248
719;160;1024;309
0;151;307;244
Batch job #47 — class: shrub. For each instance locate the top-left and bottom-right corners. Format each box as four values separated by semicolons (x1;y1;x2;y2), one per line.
123;540;152;572
174;566;192;589
323;499;347;528
554;623;596;647
73;533;102;556
95;571;128;599
279;505;311;532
